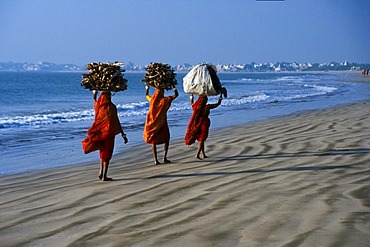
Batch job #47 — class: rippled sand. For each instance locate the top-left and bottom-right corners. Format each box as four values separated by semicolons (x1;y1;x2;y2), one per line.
1;101;369;246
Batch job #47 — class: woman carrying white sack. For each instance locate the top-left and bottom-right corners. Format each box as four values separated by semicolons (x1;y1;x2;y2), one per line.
183;63;227;159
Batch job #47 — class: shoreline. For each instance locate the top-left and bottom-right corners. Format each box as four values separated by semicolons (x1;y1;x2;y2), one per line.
1;98;368;179
2;97;370;179
1;100;369;246
2;70;370;177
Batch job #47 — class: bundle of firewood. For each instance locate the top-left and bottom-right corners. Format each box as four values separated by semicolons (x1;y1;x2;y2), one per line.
142;62;177;90
81;62;128;92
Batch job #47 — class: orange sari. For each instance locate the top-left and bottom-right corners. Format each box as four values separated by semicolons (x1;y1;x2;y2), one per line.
82;93;122;158
184;96;210;146
143;89;175;144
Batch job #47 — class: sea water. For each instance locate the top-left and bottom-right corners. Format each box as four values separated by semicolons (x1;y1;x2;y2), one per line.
1;71;369;175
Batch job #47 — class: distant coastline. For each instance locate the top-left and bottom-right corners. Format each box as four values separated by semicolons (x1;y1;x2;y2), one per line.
0;61;369;73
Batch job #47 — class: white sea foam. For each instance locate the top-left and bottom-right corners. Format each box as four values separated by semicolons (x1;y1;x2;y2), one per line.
0;109;94;128
222;93;270;106
310;84;337;93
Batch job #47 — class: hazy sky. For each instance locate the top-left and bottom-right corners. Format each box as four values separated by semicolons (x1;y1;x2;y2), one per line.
1;0;369;66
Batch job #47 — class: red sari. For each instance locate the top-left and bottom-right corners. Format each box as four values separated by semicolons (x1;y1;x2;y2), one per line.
82;92;122;162
184;96;211;146
143;89;175;144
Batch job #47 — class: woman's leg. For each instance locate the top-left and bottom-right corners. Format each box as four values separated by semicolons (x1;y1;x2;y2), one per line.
196;142;207;160
99;160;103;180
201;141;207;159
152;144;160;165
102;161;113;181
163;141;171;163
99;137;114;181
196;142;204;160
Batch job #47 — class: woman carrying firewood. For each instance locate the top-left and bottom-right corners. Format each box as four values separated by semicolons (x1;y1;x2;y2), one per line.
82;90;128;181
143;85;179;165
184;94;223;160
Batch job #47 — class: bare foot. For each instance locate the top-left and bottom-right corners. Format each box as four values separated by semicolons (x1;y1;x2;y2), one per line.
203;155;208;159
163;159;171;163
98;174;103;180
154;160;161;165
195;155;203;160
102;177;113;181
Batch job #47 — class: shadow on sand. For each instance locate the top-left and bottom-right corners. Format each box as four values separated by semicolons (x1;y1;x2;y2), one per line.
146;148;369;179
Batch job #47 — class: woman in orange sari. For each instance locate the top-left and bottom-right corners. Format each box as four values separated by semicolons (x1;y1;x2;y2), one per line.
184;94;222;159
82;91;128;181
143;85;179;165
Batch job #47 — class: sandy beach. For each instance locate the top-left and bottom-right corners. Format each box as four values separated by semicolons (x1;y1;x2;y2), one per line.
1;99;369;246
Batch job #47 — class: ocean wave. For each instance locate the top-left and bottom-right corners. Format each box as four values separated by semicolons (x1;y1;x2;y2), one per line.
117;101;148;110
276;76;305;83
0;110;94;128
277;85;337;101
309;84;337;93
0;101;153;129
222;93;270;106
222;77;264;83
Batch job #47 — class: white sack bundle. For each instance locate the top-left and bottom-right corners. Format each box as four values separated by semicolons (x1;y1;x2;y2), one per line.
183;64;219;96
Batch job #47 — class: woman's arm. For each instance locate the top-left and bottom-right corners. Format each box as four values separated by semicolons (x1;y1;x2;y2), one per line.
121;130;128;144
145;84;150;96
208;95;223;109
173;86;179;99
93;90;98;101
145;84;151;101
168;86;179;101
114;107;128;144
190;94;194;105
